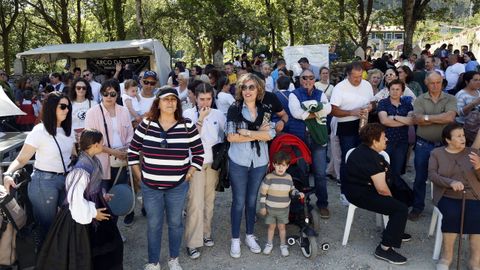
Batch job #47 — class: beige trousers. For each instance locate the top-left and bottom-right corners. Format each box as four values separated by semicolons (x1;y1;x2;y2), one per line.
184;163;219;248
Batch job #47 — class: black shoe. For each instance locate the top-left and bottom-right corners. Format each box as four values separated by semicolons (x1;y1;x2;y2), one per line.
123;211;135;227
374;245;407;265
408;211;421;222
141;207;146;216
402;233;412;242
186;247;201;259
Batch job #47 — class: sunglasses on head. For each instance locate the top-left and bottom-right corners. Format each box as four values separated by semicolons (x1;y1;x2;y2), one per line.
159;131;168;148
58;103;69;110
143;80;156;86
240;84;256;91
102;91;117;98
75;86;87;90
301;75;315;81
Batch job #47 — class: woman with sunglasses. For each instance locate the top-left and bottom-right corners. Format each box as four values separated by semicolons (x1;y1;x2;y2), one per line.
85;80;133;201
183;83;226;259
2;91;76;244
226;73;275;258
374;68;416;102
128;87;204;270
69;77;97;141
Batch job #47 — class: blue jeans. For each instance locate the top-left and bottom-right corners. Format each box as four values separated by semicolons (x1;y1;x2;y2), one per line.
305;134;328;208
338;134;360;193
27;170;66;243
229;159;267;238
142;181;189;263
385;140;409;182
412;139;437;213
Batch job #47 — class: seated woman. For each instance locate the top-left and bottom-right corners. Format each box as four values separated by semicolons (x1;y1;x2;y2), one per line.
344;123;409;265
428;123;480;270
37;129;123;270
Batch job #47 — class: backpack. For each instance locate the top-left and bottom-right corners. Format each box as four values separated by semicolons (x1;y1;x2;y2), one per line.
464;108;480;144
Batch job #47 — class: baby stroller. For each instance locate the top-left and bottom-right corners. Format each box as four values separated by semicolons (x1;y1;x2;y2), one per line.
269;134;329;259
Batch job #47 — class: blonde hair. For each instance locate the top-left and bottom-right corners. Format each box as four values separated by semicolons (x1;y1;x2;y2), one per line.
367;68;383;81
234;73;265;102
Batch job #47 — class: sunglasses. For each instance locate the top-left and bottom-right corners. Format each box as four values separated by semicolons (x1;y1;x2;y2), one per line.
301;75;315;80
102;91;117;98
83;73;91;77
75;86;87;90
159;131;168;148
240;84;256;91
58;103;69;110
143;80;156;86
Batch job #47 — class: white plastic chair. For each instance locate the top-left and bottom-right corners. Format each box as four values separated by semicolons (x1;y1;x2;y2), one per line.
428;181;444;260
341;148;390;246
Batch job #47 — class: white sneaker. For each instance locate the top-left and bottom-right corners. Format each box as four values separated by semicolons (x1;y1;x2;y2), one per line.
340;193;350;207
263;243;273;255
280;244;289;257
144;263;160;270
245;234;261;253
230;238;241;258
168;258;182;270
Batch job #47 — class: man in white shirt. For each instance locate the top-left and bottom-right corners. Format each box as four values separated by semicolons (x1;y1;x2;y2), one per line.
138;70;158;116
330;62;374;196
261;63;274;92
83;69;102;102
445;54;465;94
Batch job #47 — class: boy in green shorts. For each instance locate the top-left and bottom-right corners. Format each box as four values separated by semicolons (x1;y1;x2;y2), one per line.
259;151;304;257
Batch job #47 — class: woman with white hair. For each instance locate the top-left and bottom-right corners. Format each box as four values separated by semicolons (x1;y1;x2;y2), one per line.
176;72;193;110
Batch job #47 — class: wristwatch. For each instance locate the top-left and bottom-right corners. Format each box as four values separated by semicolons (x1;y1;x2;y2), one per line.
424;115;429;121
2;172;13;178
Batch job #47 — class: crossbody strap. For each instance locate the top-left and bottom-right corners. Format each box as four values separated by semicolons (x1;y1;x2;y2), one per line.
99;105;112;148
53;135;67;174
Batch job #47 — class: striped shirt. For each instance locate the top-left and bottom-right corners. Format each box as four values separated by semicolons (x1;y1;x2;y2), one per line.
128;118;204;190
259;172;299;210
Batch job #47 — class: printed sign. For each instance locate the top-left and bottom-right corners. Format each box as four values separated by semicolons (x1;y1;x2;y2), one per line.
283;45;329;76
86;56;150;76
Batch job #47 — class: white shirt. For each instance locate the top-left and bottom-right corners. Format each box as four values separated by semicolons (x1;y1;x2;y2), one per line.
445;63;465;91
329;79;374;123
288;89;331;121
138;93;156;115
25;124;75;173
89;81;102;103
216;92;235;115
183;108;226;164
265;76;274;92
72;99;97;130
122;94;141;121
66;169;97;224
176;86;193;111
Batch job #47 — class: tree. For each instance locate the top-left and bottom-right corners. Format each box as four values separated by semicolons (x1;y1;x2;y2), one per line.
0;0;19;73
344;0;376;57
402;0;431;56
26;0;73;43
135;0;145;39
264;0;276;53
113;0;126;40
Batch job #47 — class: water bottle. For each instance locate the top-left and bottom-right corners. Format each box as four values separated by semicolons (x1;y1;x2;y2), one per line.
358;104;369;132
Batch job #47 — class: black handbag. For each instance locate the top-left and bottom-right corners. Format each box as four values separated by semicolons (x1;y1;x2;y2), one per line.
211;142;229;171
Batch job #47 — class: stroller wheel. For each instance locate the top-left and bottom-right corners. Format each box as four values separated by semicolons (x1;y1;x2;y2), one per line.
301;236;318;260
287;237;296;246
321;243;329;251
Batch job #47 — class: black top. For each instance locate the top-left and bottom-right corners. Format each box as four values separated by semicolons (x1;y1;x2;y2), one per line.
262;91;283;115
345;144;389;187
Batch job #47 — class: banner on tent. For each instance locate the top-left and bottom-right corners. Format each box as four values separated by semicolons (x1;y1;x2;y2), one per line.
86;56;150;75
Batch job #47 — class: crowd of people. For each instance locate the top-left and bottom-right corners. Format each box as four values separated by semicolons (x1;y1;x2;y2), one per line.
1;43;480;270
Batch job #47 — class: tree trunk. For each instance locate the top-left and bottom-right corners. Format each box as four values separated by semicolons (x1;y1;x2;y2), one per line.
402;0;431;56
103;0;114;41
76;0;82;43
196;38;206;64
338;0;345;59
284;3;294;46
211;36;225;68
1;33;11;73
265;0;276;53
60;0;71;43
0;0;19;73
135;0;145;39
113;0;126;40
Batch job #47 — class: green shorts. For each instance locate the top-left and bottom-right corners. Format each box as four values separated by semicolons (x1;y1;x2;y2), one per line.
264;207;289;224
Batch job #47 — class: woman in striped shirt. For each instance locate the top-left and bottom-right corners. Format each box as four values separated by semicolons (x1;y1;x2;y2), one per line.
128;87;204;270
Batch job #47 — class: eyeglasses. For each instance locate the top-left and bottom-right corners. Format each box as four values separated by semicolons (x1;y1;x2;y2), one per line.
159;131;168;148
301;75;315;80
58;103;69;110
75;86;87;90
143;80;156;86
102;91;117;98
83;73;91;77
240;84;256;91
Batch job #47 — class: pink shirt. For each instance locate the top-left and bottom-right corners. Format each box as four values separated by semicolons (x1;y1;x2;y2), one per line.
85;103;134;179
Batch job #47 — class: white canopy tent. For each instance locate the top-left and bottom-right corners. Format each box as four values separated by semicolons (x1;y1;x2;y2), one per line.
16;39;171;85
0;85;25;117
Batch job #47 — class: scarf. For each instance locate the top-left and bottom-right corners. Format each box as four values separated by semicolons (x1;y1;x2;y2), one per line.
232;101;270;156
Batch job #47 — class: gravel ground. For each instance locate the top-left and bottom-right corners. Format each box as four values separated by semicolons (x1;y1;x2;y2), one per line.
120;162;470;270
